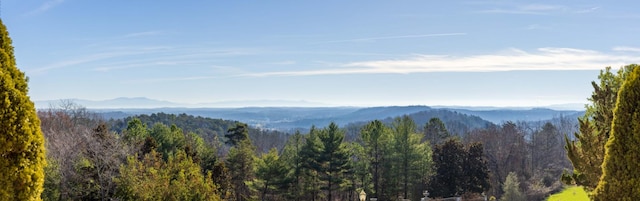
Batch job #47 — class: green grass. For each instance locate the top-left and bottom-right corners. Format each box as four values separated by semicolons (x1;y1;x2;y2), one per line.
547;186;590;201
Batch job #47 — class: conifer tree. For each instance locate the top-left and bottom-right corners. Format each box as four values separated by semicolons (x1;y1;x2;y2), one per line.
593;66;640;200
564;65;636;190
226;136;256;201
317;122;351;201
0;19;46;200
424;117;450;146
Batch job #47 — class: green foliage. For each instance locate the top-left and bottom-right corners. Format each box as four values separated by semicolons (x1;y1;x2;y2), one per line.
299;127;323;200
593;66;640;200
430;139;466;197
501;172;525;201
226;137;256;201
41;156;61;201
317;122;352;201
0;19;46;201
226;122;250;146
279;131;305;200
391;116;432;200
424;117;450;145
149;123;186;159
464;142;490;194
115;150;220;201
429;139;489;198
564;65;637;190
123;118;148;145
254;148;290;201
360;120;392;198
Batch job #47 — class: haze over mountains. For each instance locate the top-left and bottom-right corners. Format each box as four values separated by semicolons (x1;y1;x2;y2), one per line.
36;97;586;110
36;97;584;132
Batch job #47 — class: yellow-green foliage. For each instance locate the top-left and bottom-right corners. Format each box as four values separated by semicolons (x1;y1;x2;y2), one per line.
0;20;46;200
547;186;589;201
115;150;220;201
593;66;640;200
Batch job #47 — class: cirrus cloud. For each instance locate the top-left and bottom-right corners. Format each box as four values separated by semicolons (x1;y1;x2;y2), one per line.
246;47;639;77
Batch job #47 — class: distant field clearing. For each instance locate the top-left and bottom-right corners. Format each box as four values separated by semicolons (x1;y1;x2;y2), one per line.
547;186;589;201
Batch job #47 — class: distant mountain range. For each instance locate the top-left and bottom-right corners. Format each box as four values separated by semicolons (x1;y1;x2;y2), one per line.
35;97;329;109
36;97;585;131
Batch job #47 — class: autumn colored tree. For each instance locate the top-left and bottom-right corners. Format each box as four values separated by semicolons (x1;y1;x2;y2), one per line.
0;19;46;200
593;66;640;200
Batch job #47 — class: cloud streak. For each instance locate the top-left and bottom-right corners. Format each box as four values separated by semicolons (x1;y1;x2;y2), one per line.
245;48;639;77
26;0;65;16
314;33;467;44
478;3;599;15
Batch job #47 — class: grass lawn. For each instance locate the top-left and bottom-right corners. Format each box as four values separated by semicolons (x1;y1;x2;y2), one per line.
547;186;590;201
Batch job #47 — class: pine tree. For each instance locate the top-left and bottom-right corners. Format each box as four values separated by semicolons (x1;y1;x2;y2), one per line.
424;117;450;146
0;19;47;200
280;131;305;200
429;139;466;198
254;148;289;201
593;66;640;200
360;120;392;198
392;116;431;200
317;122;351;201
226;138;256;201
564;65;636;190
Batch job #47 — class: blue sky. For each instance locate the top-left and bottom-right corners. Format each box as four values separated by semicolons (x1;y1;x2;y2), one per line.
4;1;640;107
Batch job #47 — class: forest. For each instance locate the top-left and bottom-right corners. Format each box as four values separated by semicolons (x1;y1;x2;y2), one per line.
37;102;572;201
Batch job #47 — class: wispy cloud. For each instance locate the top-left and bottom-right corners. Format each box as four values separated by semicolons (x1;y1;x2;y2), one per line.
123;31;163;38
574;6;600;14
525;24;551;30
314;33;467;44
245;48;639;77
613;46;640;52
478;3;599;15
26;0;65;16
30;45;258;74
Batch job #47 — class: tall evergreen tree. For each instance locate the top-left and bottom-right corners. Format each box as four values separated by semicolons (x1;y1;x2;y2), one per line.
0;19;46;200
429;139;466;198
424;117;450;146
464;142;490;194
300;127;322;201
226;137;256;201
360;120;392;198
254;148;289;201
593;66;640;200
280;131;305;200
392;116;431;200
317;122;351;201
564;65;636;190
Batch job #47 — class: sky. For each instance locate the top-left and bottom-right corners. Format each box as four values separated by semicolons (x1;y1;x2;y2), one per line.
3;1;640;108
